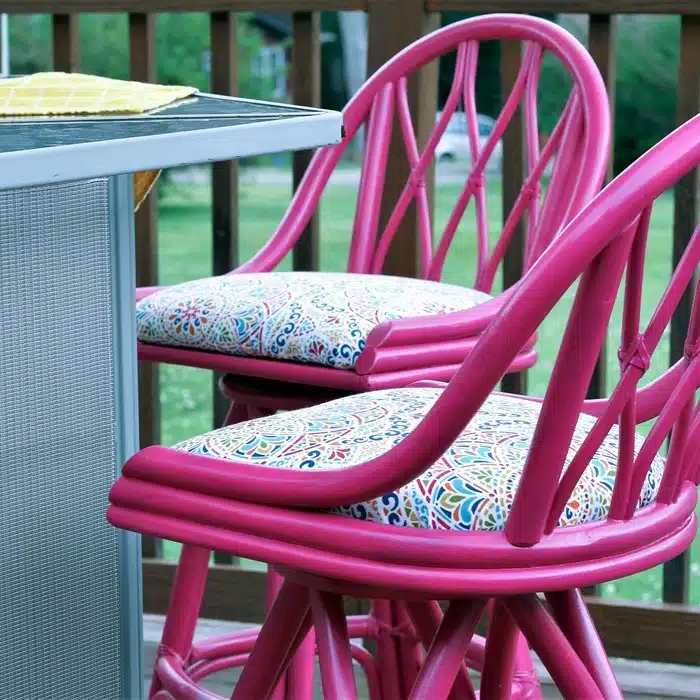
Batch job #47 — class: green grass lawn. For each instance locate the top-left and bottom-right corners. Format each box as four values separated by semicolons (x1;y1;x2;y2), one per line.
156;176;699;604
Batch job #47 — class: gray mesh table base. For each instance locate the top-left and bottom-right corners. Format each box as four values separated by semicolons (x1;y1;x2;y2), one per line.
0;176;142;699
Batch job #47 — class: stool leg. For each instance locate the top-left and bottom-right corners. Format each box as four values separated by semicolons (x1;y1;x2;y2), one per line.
404;600;473;698
286;627;317;700
266;567;289;700
350;644;383;700
504;594;603;700
481;600;520;700
223;400;250;426
409;598;485;700
248;405;275;420
393;601;422;696
373;600;404;699
481;600;540;700
148;545;211;698
311;590;358;699
232;580;312;700
545;590;622;700
513;630;540;699
266;566;317;700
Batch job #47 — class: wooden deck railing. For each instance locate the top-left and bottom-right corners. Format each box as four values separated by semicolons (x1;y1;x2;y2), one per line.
10;0;699;667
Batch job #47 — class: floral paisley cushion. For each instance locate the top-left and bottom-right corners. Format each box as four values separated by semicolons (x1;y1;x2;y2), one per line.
173;389;665;532
136;272;492;370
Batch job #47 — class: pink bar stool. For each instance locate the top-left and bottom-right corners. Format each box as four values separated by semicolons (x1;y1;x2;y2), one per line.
132;14;610;697
111;114;700;698
137;14;610;399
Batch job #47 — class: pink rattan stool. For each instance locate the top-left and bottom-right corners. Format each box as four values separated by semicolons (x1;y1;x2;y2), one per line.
111;116;700;698
136;13;610;400
132;14;610;697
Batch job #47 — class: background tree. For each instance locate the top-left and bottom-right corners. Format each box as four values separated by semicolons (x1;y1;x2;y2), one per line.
541;14;680;173
9;12;266;98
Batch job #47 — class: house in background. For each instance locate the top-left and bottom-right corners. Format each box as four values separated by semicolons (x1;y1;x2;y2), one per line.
250;13;293;98
250;12;353;112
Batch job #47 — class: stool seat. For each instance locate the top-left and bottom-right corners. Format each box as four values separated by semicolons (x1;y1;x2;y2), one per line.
136;272;492;370
173;388;665;532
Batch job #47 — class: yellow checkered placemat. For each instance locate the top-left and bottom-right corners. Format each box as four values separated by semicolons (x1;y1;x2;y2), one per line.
0;72;199;210
0;72;197;116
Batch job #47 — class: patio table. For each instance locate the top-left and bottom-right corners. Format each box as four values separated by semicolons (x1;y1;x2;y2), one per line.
0;92;342;699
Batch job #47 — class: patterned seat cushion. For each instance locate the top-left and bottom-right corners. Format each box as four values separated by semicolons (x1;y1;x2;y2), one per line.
173;389;665;532
136;272;492;370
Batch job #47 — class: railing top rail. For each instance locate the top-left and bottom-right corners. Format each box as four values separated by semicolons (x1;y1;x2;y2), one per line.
4;0;700;14
428;0;700;13
0;0;364;12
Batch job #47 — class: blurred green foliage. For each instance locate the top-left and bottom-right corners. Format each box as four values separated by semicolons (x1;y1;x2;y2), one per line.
541;15;681;173
8;12;267;97
610;15;679;172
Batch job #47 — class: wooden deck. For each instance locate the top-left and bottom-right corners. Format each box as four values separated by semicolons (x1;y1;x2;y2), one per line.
143;615;700;699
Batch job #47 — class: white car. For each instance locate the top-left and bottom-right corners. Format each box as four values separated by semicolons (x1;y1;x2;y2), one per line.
435;111;503;172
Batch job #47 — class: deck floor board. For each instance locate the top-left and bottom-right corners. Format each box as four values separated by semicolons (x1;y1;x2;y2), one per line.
142;615;699;699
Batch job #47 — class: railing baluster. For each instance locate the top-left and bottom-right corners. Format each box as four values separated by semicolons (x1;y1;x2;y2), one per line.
52;14;80;72
292;11;321;271
586;14;616;403
130;12;163;560
210;11;240;566
583;13;617;598
130;16;159;448
366;0;439;278
500;39;527;395
664;13;700;605
210;10;239;434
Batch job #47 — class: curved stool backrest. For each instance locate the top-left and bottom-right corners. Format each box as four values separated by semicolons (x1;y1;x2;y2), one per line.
501;120;700;546
238;14;610;291
430;115;700;546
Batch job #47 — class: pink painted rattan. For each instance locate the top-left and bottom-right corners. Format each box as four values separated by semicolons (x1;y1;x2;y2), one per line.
113;112;700;699
137;13;610;399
